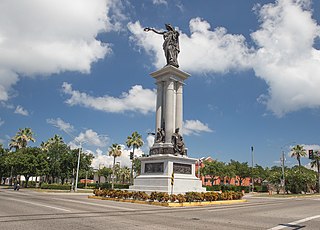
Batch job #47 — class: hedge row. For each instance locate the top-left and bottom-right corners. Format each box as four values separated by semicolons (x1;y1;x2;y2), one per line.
40;183;71;190
205;185;268;193
77;182;130;190
93;189;244;203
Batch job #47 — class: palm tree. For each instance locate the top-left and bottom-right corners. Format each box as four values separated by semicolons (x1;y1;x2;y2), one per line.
126;131;143;184
41;135;64;151
9;128;35;151
108;143;122;189
311;151;320;193
290;144;307;167
119;167;131;184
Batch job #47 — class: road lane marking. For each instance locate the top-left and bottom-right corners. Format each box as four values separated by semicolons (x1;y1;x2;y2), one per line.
52;198;136;211
268;215;320;230
3;197;72;212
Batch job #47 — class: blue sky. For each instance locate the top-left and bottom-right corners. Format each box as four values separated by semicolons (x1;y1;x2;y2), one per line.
1;0;320;169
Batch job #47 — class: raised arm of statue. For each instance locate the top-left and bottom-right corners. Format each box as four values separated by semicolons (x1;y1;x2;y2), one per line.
144;27;165;35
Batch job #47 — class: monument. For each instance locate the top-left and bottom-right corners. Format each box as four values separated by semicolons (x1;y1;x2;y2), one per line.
129;24;205;194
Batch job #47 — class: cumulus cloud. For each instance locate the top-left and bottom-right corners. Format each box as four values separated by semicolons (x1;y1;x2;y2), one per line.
90;146;145;169
182;119;213;136
14;105;29;116
46;117;74;133
73;129;109;147
251;0;320;116
0;0;123;102
129;0;320;117
62;82;156;114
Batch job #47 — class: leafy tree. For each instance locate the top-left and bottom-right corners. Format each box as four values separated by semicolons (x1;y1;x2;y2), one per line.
290;144;307;167
132;158;141;177
5;147;47;187
46;141;70;183
229;160;250;186
126;131;143;184
108;143;122;189
268;166;283;194
310;151;320;193
0;144;9;184
97;167;113;183
202;160;226;186
253;164;270;185
286;166;317;194
9;128;35;150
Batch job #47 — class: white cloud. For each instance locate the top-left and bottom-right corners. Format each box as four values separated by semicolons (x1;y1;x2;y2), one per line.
301;144;320;152
90;146;145;169
152;0;167;6
251;0;320;117
14;105;29;116
73;129;109;147
182;119;213;136
0;117;4;127
62;82;156;114
128;18;252;74
147;135;155;148
46;117;74;133
129;0;320;117
0;0;124;102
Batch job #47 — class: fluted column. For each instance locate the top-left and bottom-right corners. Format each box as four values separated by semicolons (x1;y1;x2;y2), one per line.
155;81;163;132
165;80;174;143
175;82;183;133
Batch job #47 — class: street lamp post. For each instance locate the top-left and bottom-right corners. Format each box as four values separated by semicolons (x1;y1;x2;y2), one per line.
251;146;254;193
74;142;82;192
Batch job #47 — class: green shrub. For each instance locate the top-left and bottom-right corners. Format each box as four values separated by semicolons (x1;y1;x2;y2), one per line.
185;192;204;202
41;183;71;190
206;185;221;191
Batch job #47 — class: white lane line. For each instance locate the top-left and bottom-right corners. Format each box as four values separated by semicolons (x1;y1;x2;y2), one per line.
208;202;282;212
52;198;135;211
4;197;71;212
268;215;320;230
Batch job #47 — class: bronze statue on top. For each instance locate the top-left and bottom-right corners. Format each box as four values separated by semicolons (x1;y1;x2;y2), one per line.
144;24;180;68
171;128;186;155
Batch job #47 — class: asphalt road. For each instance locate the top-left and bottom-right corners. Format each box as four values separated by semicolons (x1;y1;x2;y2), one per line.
0;188;320;230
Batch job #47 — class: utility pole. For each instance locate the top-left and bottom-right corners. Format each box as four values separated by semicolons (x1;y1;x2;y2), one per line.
251;146;254;193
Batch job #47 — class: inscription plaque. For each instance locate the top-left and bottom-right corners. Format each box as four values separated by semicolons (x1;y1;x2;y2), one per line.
145;162;164;173
173;163;191;174
149;146;175;155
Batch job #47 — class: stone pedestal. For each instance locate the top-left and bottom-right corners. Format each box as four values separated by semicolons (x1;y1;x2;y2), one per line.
129;155;205;194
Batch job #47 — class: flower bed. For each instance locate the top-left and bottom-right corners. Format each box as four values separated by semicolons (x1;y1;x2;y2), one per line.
93;189;243;203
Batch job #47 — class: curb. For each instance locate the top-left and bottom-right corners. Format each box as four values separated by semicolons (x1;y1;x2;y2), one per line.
88;195;247;207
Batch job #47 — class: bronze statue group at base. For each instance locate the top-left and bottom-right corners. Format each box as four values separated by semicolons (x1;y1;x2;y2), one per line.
155;126;186;156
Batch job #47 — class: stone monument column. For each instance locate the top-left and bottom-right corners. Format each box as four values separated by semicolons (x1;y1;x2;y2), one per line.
149;65;190;155
164;80;175;143
175;81;183;132
155;81;163;132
